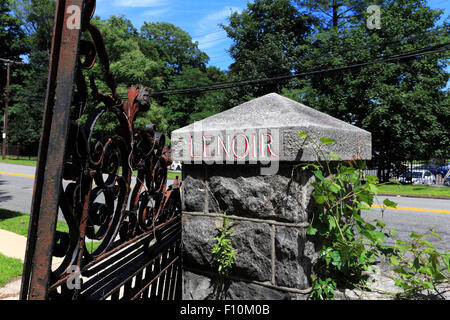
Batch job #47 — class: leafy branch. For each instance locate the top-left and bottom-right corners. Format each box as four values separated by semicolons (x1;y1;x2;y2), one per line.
212;212;237;277
298;131;450;300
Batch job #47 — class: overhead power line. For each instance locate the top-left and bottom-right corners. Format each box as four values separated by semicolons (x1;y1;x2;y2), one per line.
163;25;450;84
6;28;449;101
7;44;449;102
144;43;450;97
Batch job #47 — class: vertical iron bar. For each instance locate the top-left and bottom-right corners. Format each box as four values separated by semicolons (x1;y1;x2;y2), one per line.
163;243;175;300
156;251;169;300
20;0;66;300
150;255;162;299
142;264;154;299
175;252;182;299
168;241;180;299
133;270;143;299
21;0;86;300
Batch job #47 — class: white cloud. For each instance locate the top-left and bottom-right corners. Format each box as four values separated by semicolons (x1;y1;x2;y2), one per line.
196;6;240;33
142;8;170;18
113;0;168;8
194;6;241;50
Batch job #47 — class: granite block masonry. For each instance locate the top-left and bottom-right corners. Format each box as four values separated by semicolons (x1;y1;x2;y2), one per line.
171;93;372;300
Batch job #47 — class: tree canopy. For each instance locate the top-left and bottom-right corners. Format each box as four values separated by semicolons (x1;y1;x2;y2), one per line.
1;0;448;170
222;0;316;98
293;0;449;167
221;0;449;173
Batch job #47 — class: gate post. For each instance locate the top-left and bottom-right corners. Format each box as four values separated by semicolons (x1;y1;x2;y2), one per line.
171;93;372;299
20;0;86;300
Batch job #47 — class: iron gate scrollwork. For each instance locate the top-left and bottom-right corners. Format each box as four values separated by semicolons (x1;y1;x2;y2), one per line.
20;0;182;300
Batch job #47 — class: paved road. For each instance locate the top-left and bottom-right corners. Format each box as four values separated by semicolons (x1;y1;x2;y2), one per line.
0;163;36;214
362;195;450;251
1;163;449;250
0;163;176;216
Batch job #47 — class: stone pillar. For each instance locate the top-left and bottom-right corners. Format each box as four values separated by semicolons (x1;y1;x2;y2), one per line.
171;93;372;300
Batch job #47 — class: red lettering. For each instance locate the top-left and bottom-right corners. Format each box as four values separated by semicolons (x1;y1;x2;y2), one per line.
265;134;279;158
190;136;201;159
232;134;249;159
217;135;230;158
202;136;214;159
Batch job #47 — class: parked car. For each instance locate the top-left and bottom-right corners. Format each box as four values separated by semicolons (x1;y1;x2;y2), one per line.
412;163;440;175
169;161;182;171
398;170;436;185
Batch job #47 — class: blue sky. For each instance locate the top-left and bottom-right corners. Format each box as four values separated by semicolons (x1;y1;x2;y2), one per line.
95;0;449;71
95;0;244;70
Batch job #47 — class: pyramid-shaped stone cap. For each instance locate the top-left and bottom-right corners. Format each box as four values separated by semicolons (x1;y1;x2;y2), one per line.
171;93;371;162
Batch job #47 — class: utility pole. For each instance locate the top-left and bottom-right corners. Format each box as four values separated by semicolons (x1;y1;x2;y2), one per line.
1;58;22;160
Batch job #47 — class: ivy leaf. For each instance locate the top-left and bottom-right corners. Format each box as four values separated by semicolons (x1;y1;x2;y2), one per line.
357;190;373;206
390;228;398;235
390;255;400;266
374;219;386;229
410;232;424;239
314;195;328;204
327;215;336;230
329;251;342;270
313;170;326;182
329;182;341;193
422;239;434;249
352;212;366;224
373;231;387;243
356;203;371;210
366;183;379;194
297;131;308;139
383;198;398;208
365;174;379;184
307;224;318;235
420;281;434;290
328;152;341;161
393;267;413;278
394;278;409;290
320;137;335;145
342;167;356;175
430;230;442;240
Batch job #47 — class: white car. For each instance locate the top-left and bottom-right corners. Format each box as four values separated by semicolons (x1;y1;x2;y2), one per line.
398;170;436;185
169;161;182;171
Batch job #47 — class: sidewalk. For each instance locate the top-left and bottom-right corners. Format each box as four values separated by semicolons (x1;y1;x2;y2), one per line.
0;229;27;300
0;228;65;300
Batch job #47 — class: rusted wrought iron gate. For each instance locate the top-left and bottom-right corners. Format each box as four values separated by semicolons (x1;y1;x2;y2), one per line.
20;0;182;300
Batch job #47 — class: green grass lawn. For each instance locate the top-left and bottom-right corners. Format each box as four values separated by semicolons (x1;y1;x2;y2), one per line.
167;170;181;180
0;208;101;252
0;208;70;237
0;208;102;287
0;253;23;287
0;156;37;167
377;183;450;198
0;209;25;287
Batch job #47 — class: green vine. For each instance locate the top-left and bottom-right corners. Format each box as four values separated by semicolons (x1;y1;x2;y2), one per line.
212;212;237;277
297;131;450;300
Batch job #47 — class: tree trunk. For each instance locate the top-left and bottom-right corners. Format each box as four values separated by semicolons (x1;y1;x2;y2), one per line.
332;0;339;27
